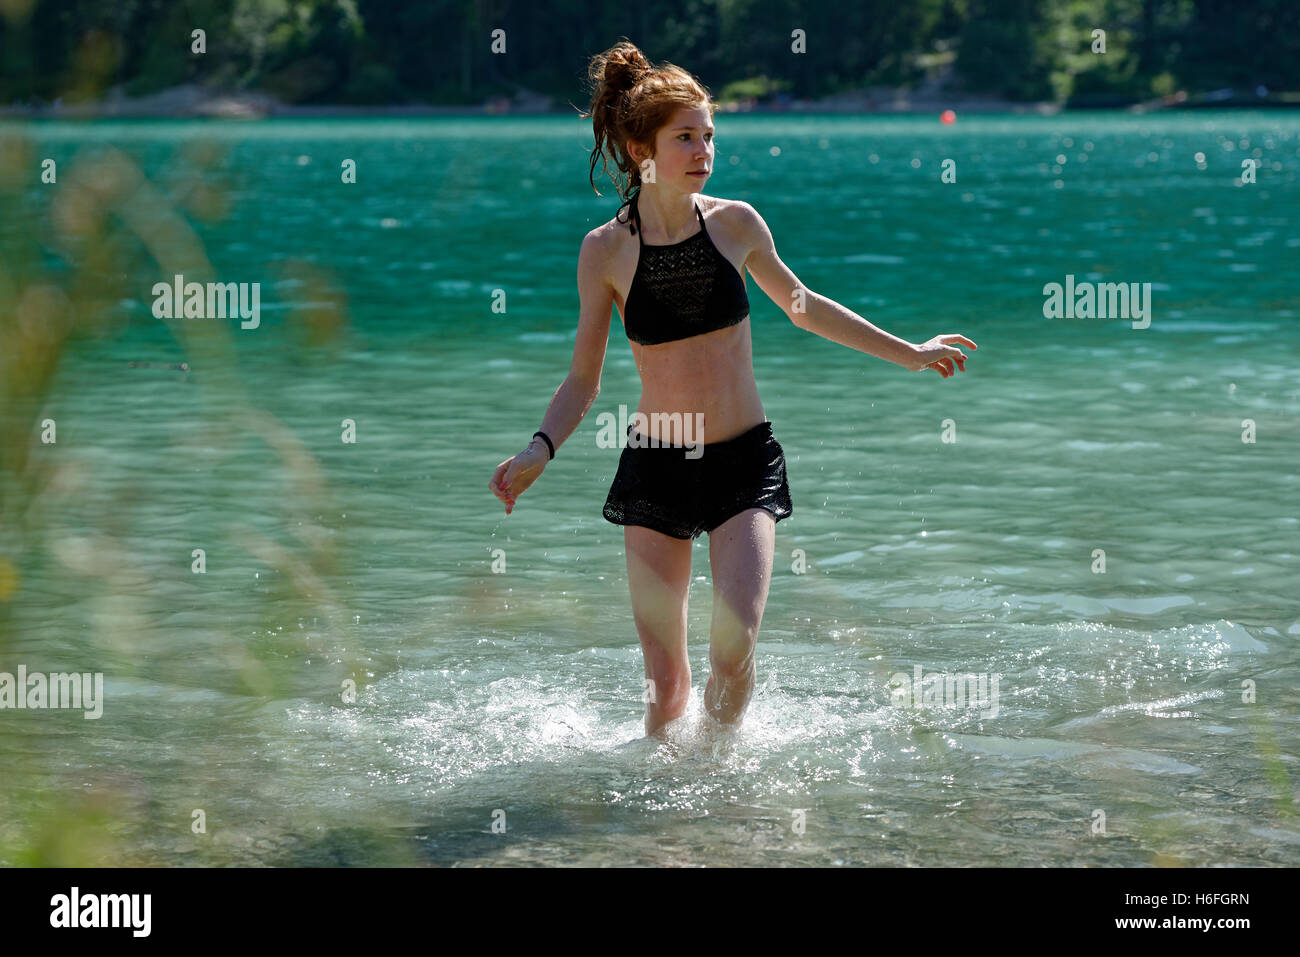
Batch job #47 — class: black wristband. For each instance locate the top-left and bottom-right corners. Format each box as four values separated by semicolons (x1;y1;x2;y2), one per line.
531;431;555;460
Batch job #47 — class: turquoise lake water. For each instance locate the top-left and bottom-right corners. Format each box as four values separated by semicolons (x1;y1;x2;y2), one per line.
0;112;1297;865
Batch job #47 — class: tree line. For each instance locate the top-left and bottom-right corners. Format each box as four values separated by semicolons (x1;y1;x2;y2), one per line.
1;0;1294;108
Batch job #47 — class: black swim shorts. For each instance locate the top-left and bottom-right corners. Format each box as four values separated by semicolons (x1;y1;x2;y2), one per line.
602;419;794;540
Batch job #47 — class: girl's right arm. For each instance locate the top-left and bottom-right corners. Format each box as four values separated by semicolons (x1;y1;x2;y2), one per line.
488;230;614;514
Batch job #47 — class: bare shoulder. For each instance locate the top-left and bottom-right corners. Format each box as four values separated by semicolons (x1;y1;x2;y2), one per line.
704;195;763;237
589;203;637;242
587;214;619;241
701;193;752;221
583;216;628;261
576;221;620;293
583;207;643;277
701;195;769;260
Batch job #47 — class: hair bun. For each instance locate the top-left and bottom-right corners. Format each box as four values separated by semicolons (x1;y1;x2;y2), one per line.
608;41;651;92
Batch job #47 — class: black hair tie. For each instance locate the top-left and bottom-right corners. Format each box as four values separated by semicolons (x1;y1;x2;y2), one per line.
532;431;555;460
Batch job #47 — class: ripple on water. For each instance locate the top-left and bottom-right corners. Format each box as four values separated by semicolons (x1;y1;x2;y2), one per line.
943;733;1201;773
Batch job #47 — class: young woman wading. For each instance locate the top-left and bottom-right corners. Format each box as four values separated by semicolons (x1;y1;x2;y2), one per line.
489;41;977;740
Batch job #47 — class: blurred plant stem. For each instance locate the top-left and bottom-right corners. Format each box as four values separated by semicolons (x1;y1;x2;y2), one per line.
0;121;371;865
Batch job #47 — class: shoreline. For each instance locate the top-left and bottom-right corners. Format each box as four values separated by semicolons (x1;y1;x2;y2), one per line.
0;83;1045;119
2;82;1292;120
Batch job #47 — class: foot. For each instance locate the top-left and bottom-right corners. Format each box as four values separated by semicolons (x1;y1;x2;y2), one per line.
699;708;742;758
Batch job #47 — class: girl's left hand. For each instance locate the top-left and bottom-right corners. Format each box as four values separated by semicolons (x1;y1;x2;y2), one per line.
909;335;977;378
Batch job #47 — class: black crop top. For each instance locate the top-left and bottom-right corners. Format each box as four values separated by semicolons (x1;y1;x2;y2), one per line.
620;189;750;346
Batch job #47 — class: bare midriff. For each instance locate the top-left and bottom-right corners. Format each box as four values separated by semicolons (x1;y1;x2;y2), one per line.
617;311;766;446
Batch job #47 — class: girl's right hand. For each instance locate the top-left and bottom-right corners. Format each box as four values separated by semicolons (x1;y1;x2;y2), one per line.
488;443;548;515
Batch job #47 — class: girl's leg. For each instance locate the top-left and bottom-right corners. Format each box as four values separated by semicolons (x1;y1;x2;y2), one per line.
624;524;694;737
704;507;776;726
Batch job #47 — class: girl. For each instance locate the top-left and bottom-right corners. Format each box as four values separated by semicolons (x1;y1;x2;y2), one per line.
488;40;975;739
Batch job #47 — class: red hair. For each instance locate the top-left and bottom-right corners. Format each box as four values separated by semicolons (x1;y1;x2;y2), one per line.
580;39;717;228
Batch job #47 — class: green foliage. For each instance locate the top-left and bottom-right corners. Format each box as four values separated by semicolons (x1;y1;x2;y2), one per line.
0;1;1296;114
717;75;790;101
955;0;1059;100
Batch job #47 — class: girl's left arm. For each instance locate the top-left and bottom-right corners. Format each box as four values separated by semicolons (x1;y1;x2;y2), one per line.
739;200;922;370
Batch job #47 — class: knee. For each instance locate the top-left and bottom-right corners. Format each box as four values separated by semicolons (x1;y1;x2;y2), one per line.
710;635;756;682
644;669;691;708
711;594;764;647
711;609;760;672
